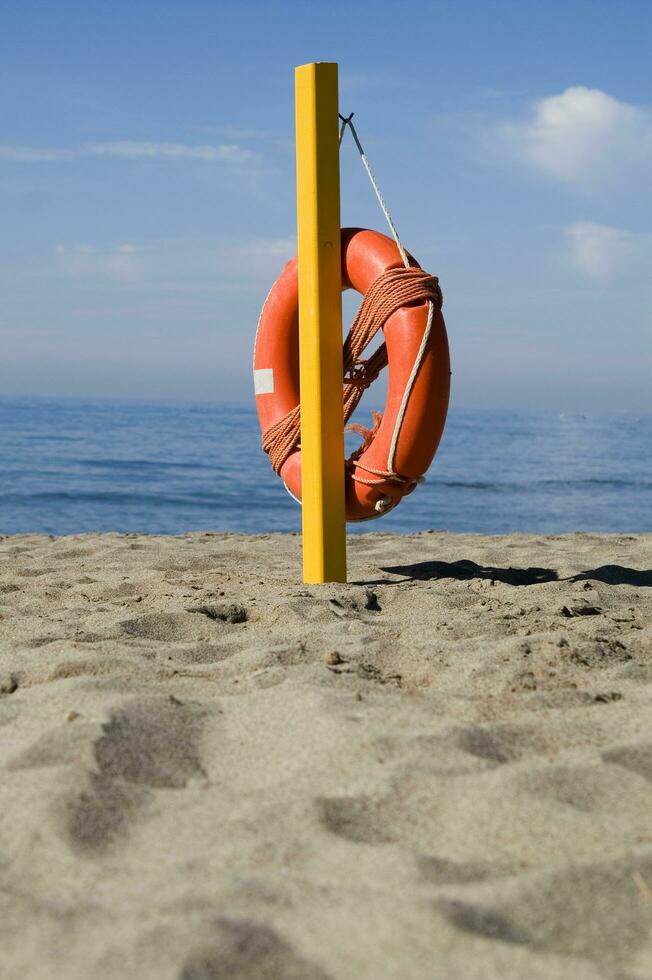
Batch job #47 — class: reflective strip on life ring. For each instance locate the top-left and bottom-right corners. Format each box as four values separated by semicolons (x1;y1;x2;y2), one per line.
253;227;450;522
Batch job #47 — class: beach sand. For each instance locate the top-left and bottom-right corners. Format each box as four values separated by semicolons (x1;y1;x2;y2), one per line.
1;530;651;979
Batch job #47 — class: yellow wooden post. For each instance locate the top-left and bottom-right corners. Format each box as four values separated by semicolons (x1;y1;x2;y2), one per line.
295;62;347;584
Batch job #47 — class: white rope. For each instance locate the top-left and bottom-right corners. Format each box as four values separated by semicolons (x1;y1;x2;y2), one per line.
387;299;434;474
340;111;435;494
339;114;410;269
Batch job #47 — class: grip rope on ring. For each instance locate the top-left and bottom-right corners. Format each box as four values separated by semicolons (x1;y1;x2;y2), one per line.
262;115;443;494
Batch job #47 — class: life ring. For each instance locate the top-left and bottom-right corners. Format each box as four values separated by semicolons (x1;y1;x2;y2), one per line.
254;227;450;521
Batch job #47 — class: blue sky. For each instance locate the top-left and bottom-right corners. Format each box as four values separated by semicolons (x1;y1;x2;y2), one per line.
1;0;650;410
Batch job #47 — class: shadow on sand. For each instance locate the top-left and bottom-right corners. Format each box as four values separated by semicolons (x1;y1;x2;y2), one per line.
570;565;652;587
359;560;652;588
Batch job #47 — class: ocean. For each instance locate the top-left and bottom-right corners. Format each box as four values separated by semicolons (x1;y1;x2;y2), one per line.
1;396;650;536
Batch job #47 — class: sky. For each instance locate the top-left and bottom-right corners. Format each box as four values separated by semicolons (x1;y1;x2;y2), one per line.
1;0;650;411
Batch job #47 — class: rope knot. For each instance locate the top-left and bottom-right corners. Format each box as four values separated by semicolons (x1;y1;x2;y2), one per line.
345;359;373;389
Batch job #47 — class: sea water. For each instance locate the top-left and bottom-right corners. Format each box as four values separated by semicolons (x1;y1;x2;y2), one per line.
1;397;650;536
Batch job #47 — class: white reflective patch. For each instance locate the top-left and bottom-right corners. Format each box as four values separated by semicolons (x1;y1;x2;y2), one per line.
254;368;274;395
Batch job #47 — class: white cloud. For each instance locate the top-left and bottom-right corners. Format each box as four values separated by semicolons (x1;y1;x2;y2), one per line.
54;243;144;281
566;221;652;279
51;237;296;287
87;141;253;162
221;237;296;276
0;145;74;162
239;237;296;257
0;140;252;164
502;86;652;186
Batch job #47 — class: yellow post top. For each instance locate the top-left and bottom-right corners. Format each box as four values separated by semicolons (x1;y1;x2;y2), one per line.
295;62;347;583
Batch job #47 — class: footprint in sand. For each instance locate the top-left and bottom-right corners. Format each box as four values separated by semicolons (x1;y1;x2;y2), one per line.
51;548;93;561
179;918;330;980
318;725;649;858
327;589;382;617
515;762;652;813
48;696;209;854
76;581;139;601
316;794;392;845
375;723;537;780
187;603;248;624
418;855;518;885
603;743;652;783
119;606;248;643
172;643;233;665
439;852;652;963
91;696;206;789
119;613;211;642
67;774;147;855
568;636;632;668
317;724;538;846
448;725;519;766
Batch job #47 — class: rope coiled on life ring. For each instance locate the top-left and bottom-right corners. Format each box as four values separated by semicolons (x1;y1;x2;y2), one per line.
262;264;442;482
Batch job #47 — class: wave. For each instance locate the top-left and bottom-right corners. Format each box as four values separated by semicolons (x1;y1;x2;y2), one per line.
72;457;223;473
429;478;652;491
1;489;291;511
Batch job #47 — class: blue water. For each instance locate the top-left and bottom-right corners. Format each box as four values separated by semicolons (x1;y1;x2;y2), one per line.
1;397;650;535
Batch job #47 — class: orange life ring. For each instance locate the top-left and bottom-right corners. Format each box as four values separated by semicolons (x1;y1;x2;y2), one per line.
254;227;450;521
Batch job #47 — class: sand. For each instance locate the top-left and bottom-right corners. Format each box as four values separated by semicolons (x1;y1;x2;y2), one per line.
1;530;651;980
